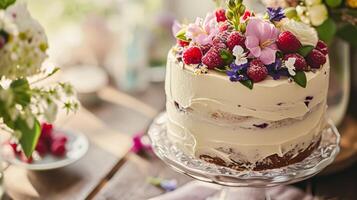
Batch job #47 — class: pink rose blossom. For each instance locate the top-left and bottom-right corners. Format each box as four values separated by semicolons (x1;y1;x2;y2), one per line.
185;13;219;45
245;18;280;65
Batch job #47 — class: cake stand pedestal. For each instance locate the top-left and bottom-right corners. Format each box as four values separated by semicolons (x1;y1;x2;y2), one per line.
148;113;340;199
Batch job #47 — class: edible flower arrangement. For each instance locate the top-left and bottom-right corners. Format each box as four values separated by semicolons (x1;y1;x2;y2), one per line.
0;1;77;158
263;0;357;46
172;0;329;89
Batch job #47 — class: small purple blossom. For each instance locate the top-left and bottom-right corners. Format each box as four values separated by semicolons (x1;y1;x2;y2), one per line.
267;58;282;71
160;179;178;191
267;7;285;22
147;177;178;192
266;59;290;80
227;63;249;82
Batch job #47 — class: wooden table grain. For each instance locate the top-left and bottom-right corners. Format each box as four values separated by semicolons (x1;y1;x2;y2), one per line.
3;83;357;200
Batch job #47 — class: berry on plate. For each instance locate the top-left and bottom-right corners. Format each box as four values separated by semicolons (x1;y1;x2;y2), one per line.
315;40;328;55
227;31;246;51
41;123;53;140
276;31;302;53
51;140;67;157
306;49;327;69
35;139;48;156
283;53;307;71
247;59;268;82
215;8;227;22
202;47;224;69
182;46;203;65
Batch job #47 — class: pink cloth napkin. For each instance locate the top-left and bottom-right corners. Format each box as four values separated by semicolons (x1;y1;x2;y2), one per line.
149;181;318;200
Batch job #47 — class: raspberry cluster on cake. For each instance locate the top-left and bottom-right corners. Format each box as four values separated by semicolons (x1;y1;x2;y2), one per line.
166;1;329;170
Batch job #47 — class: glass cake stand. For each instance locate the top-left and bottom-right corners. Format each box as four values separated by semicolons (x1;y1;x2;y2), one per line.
148;112;340;192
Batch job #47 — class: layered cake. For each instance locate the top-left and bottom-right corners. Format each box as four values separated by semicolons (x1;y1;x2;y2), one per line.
166;2;329;170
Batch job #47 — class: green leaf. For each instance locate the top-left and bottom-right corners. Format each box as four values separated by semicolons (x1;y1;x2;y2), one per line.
214;66;229;73
297;45;314;57
219;49;233;65
175;28;188;41
240;79;253;90
0;0;16;9
16;118;41;158
316;18;337;45
336;24;357;47
10;79;31;106
293;71;307;88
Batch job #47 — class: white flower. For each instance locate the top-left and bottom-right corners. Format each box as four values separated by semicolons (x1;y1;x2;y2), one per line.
0;2;48;80
278;18;318;46
308;4;328;26
232;45;248;66
296;6;310;24
193;65;208;75
0;11;17;35
284;57;296;76
305;0;322;6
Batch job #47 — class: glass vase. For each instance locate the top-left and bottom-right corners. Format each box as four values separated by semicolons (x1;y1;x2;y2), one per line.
327;38;351;126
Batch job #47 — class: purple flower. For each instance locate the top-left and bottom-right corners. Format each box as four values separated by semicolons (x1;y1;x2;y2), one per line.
245;18;280;65
266;58;282;71
227;63;249;82
267;7;285;22
269;68;289;80
160;179;178;191
147;177;178;192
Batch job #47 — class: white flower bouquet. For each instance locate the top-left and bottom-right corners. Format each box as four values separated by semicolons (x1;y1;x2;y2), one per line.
0;0;78;157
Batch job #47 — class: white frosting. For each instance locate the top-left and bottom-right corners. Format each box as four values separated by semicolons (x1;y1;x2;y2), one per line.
165;50;330;163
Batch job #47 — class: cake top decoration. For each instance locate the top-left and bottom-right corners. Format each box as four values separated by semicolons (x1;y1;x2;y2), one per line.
172;0;328;89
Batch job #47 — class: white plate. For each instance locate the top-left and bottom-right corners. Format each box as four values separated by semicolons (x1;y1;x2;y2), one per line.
5;129;89;171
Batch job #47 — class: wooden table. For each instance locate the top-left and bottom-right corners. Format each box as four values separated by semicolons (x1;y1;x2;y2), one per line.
4;83;357;200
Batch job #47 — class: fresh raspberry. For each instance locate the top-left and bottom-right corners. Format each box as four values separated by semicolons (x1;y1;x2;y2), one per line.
40;123;53;141
247;59;268;82
52;133;68;143
215;9;227;22
212;31;229;48
283;53;307;71
182;46;203;64
276;31;302;53
177;39;189;47
35;139;48;156
200;44;212;55
315;40;328;55
51;140;67;157
227;31;246;51
202;47;224;69
306;49;327;69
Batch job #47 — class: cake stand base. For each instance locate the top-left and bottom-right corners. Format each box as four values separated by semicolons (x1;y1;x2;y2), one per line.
148;112;340;188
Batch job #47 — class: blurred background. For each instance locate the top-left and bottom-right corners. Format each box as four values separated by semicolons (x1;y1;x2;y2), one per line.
4;0;354;199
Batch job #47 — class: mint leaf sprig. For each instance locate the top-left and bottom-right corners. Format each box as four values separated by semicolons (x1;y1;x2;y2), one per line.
225;0;246;31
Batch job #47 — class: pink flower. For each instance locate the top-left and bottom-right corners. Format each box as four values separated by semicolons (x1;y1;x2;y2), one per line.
245;18;280;65
185;13;219;45
172;20;182;36
131;132;152;154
